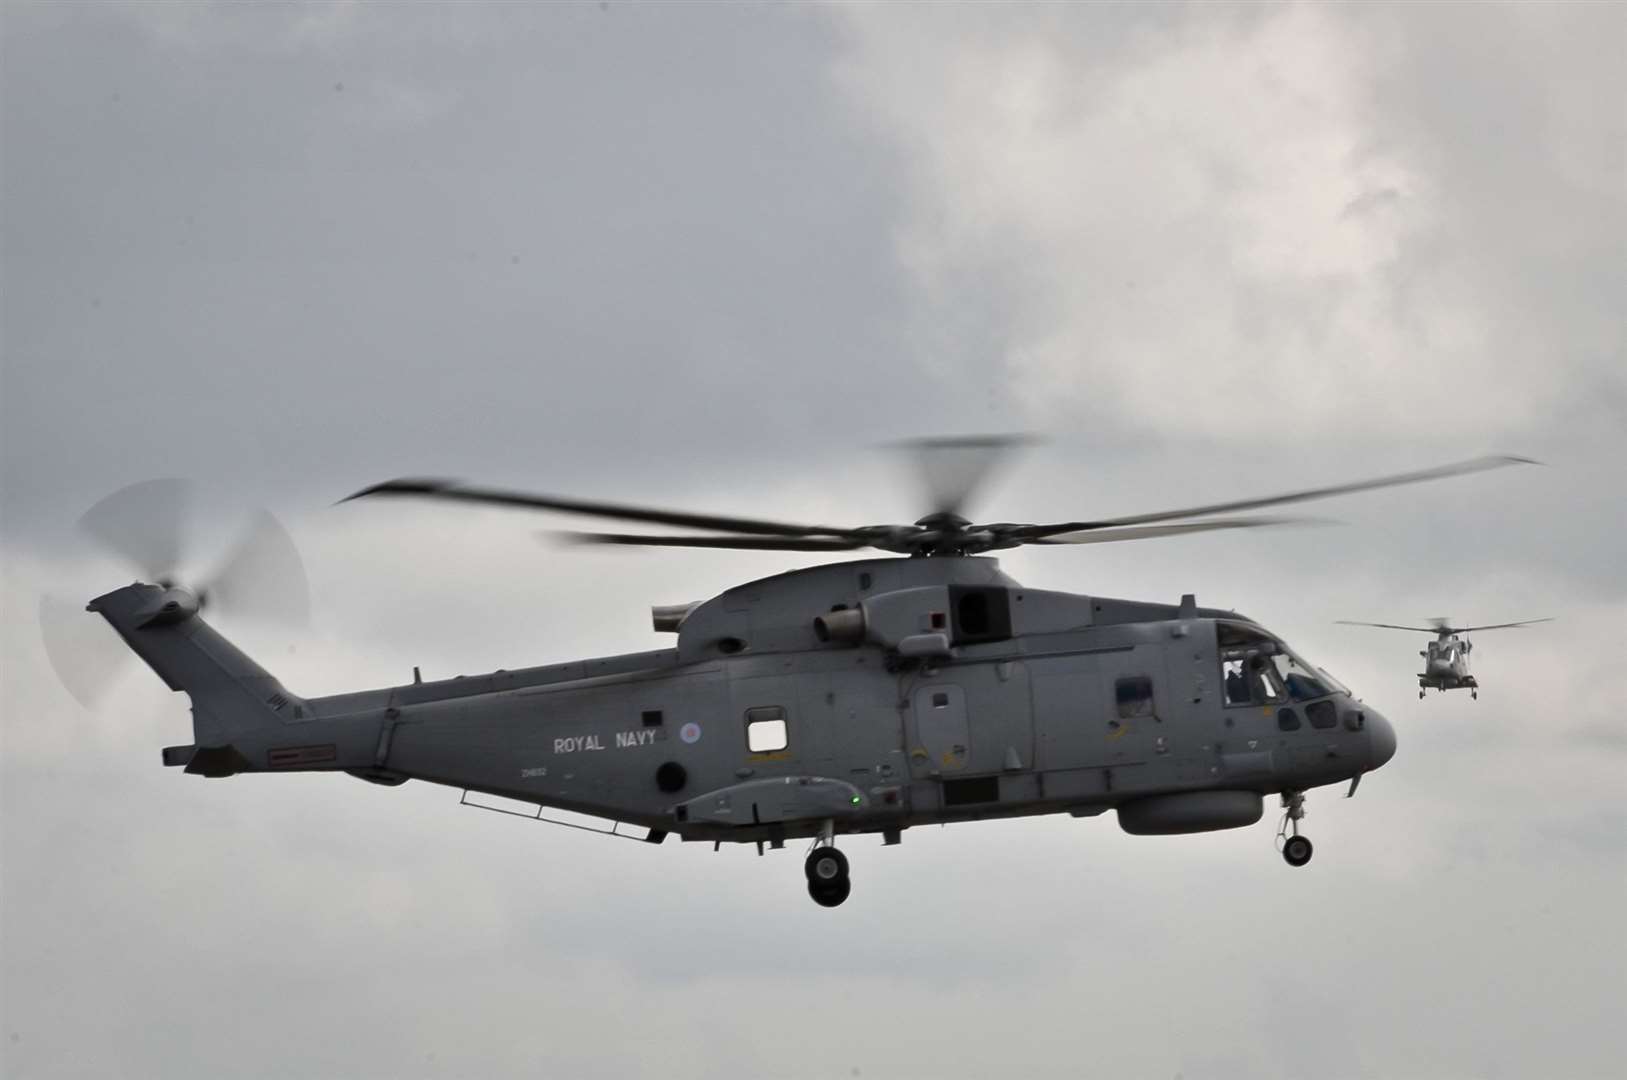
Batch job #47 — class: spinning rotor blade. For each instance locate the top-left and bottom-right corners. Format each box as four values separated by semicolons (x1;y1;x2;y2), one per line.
1450;618;1555;633
1341;616;1556;635
551;531;866;551
38;592;131;709
348;449;1539;559
77;478;193;581
1022;455;1537;535
343;478;855;540
1030;516;1324;545
199;509;311;626
40;481;311;711
898;434;1033;519
1335;621;1441;633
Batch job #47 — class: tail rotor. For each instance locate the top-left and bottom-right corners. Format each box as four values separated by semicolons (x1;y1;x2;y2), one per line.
38;480;310;710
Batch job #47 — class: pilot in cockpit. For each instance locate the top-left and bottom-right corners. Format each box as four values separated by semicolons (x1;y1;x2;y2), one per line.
1218;621;1348;708
1225;665;1250;705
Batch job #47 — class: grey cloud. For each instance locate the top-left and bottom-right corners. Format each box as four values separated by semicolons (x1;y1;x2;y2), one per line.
1340;186;1403;219
2;2;1012;536
4;3;1624;1079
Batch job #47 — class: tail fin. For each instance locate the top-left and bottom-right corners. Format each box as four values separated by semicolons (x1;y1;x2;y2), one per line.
88;582;305;745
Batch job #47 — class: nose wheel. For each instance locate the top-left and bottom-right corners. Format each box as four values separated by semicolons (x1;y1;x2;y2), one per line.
1282;834;1314;867
1277;791;1314;868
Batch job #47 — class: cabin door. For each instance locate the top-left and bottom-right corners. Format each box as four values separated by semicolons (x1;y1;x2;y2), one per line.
1092;646;1171;767
908;683;970;778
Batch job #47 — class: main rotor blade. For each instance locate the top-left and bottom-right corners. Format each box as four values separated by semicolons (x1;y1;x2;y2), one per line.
550;531;866;551
1452;618;1555;633
1025;455;1537;534
344;479;856;539
896;434;1034;519
1029;516;1322;546
200;509;311;627
1335;620;1440;633
77;478;193;581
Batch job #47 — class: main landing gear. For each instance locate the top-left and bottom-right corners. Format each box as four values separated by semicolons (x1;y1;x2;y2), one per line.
1278;791;1314;868
806;846;850;907
805;819;851;907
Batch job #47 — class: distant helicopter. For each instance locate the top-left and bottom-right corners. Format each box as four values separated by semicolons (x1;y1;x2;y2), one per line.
44;447;1536;907
1336;617;1553;699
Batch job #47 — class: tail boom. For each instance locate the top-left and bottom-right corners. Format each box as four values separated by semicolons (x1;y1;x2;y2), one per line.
89;582;379;777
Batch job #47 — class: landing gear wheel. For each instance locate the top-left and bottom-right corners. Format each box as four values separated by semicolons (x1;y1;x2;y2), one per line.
804;845;851;907
808;877;852;907
1472;690;1478;700
1419;689;1426;699
1282;835;1314;867
804;846;848;885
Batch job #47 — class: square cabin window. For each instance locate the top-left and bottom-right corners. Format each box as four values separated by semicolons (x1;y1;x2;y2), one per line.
745;706;789;752
1115;676;1154;719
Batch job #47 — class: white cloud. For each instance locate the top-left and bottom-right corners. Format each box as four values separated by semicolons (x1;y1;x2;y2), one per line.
831;4;1623;441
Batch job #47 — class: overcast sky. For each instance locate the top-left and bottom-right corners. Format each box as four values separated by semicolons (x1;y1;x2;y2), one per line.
2;3;1623;1078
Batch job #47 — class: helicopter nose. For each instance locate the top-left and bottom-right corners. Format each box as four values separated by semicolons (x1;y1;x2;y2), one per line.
1367;708;1398;770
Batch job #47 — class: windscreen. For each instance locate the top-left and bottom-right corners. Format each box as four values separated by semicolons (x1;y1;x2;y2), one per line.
1218;622;1347;704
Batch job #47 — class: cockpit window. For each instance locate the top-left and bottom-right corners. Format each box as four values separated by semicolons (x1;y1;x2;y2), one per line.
1268;653;1331;701
1218;621;1344;705
1315;666;1351;697
1222;660;1253;706
1222;654;1285;706
1430;640;1460;662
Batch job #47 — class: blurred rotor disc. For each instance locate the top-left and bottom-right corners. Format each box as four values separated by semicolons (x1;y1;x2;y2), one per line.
38;480;310;711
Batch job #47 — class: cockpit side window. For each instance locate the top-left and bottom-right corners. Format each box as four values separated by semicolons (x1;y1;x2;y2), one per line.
1221;654;1285;706
1217;621;1340;704
1219;622;1288;706
1222;659;1254;706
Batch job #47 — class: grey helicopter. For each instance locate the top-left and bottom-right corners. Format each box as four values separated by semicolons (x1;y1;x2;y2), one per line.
1336;617;1554;699
47;445;1535;907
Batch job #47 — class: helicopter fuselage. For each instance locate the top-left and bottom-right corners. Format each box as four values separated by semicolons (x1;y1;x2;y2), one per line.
95;557;1397;851
1419;634;1476;694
